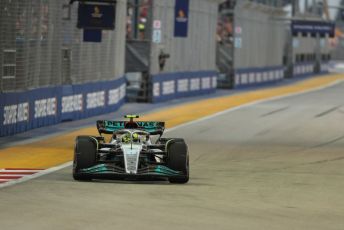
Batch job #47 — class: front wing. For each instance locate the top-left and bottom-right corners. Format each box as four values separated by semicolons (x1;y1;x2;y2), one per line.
79;163;184;180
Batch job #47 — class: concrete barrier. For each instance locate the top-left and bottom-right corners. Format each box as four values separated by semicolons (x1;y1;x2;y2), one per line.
151;70;218;103
235;66;285;88
0;78;126;137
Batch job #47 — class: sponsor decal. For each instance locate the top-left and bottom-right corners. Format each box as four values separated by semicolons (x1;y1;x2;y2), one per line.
202;77;211;89
17;103;29;123
234;37;242;48
153;20;161;29
62;94;83;113
190;78;200;91
92;6;103;18
176;10;188;23
3;102;29;125
174;0;189;37
77;4;115;30
177;79;188;92
108;88;120;105
291;20;335;37
86;91;105;109
249;73;255;83
212;76;217;88
269;71;274;80
256;73;262;82
162;81;175;95
321;64;329;72
153;83;160;97
34;98;57;118
119;84;126;100
152;29;162;44
235;74;240;85
241;74;248;84
235;26;242;34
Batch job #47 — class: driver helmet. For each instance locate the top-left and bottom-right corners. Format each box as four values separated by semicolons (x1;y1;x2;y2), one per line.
121;133;131;143
121;133;140;143
132;133;140;143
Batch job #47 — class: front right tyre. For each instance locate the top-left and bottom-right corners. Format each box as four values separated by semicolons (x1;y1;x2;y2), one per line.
73;136;97;181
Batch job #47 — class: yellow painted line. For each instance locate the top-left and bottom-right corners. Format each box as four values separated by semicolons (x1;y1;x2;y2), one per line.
0;74;343;169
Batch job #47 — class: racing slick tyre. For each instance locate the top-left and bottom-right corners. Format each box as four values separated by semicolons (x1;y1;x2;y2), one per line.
159;138;184;144
73;136;97;181
166;139;189;184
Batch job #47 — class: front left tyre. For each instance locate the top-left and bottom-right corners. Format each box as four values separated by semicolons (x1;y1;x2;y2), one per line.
166;139;189;184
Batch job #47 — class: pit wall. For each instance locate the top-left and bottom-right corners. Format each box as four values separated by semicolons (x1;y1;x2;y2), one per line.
0;78;126;137
151;71;218;103
234;66;285;88
293;62;330;77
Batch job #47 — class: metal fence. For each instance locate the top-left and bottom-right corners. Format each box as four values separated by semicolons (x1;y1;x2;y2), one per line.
0;0;126;92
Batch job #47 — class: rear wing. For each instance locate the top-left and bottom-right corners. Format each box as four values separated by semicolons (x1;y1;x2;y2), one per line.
97;120;165;135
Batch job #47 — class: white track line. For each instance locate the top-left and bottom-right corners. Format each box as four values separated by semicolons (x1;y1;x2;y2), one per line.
0;169;41;173
0;174;37;177
0;79;342;189
0;162;72;189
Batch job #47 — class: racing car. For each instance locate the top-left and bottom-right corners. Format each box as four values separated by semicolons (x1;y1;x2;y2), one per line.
73;115;189;183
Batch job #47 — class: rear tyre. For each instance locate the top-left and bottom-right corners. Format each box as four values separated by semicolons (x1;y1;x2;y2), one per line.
167;139;189;184
73;136;97;181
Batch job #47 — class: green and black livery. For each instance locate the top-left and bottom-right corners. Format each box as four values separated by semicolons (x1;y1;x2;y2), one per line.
73;115;189;183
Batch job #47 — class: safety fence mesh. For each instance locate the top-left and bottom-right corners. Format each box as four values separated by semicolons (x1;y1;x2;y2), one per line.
0;0;122;92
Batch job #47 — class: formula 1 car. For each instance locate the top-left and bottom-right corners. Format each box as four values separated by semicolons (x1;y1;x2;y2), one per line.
73;115;189;183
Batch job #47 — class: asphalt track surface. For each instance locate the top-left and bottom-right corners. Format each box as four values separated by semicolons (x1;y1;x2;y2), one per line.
1;82;344;230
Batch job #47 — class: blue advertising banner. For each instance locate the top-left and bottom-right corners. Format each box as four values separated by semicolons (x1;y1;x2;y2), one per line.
291;20;335;38
151;70;218;103
83;29;102;42
0;78;126;137
77;3;115;30
174;0;189;37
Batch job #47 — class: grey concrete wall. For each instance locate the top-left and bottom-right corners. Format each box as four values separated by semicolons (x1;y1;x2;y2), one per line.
234;1;287;69
149;0;219;75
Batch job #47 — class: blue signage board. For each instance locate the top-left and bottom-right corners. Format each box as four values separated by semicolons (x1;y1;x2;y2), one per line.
174;0;189;37
78;3;115;30
291;20;335;38
83;29;102;42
